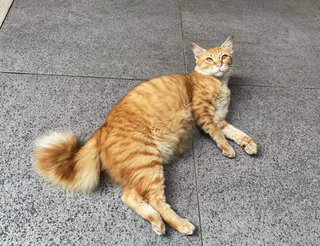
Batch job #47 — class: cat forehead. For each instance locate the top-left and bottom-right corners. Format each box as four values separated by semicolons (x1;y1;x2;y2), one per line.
206;47;229;55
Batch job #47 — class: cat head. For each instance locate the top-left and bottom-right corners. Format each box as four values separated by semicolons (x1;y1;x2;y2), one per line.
191;36;233;77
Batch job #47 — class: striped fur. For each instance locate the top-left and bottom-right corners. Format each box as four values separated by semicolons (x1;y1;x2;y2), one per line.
33;36;257;235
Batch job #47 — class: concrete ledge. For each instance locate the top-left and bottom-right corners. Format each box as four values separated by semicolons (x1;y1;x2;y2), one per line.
0;0;13;28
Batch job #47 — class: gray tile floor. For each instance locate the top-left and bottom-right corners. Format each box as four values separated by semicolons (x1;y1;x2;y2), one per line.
1;0;319;245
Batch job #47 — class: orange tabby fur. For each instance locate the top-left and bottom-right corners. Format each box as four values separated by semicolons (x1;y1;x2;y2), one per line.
33;36;257;235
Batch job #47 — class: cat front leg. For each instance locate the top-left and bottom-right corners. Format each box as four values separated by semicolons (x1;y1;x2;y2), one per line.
218;120;258;155
193;109;236;158
202;122;236;158
192;100;235;158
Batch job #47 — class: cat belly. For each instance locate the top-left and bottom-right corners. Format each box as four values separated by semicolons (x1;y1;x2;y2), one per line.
156;130;193;163
155;108;194;163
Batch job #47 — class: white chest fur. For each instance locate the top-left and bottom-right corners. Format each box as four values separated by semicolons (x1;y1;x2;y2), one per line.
213;84;230;123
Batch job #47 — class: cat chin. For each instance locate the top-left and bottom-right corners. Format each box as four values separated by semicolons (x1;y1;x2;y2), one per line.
195;67;228;78
214;71;224;77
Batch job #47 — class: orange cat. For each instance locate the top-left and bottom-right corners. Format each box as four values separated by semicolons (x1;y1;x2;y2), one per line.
33;36;257;235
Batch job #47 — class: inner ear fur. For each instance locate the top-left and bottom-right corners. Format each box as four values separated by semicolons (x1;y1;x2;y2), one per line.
191;42;206;59
221;35;233;54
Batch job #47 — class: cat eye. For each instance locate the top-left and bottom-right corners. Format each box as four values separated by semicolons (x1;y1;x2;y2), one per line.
221;54;229;60
206;57;213;62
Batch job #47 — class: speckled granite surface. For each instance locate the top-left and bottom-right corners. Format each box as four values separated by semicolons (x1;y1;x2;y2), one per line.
1;0;320;245
0;0;185;79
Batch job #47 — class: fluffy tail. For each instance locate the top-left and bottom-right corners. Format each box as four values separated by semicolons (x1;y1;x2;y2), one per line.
33;131;100;193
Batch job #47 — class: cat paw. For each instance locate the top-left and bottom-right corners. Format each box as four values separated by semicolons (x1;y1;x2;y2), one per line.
220;144;236;158
176;219;195;235
241;137;258;155
152;222;166;235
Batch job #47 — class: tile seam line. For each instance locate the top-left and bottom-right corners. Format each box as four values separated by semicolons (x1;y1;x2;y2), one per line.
228;83;320;90
1;71;319;91
0;71;142;81
178;0;187;73
192;140;204;246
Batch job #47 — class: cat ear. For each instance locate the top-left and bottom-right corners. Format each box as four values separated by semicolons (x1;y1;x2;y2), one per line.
191;42;206;59
221;35;233;54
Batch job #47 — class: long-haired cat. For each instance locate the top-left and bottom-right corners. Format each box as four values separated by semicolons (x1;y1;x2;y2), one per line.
33;36;257;235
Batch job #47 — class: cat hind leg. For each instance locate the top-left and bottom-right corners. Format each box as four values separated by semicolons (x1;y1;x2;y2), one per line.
122;188;166;235
140;172;196;235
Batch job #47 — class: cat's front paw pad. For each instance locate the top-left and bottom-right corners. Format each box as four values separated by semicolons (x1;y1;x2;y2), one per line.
220;144;236;158
241;137;258;155
177;219;195;235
